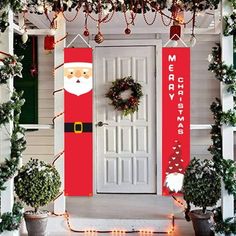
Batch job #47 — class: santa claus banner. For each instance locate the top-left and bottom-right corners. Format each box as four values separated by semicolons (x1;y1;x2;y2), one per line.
162;47;190;196
64;48;93;196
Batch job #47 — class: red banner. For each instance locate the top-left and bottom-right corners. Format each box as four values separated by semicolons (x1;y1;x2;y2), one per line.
162;47;190;196
64;48;93;196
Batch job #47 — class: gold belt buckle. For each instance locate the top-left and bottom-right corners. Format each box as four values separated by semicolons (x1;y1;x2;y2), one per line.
74;122;83;134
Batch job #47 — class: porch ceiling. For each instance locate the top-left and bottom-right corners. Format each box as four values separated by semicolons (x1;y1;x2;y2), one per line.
23;8;220;35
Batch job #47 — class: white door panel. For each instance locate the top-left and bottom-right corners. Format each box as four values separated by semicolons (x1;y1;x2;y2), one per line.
95;46;156;193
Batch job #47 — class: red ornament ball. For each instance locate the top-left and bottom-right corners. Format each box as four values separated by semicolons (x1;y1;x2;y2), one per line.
125;28;131;35
83;30;90;37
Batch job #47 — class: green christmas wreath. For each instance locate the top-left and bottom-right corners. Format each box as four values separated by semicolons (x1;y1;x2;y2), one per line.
106;76;143;116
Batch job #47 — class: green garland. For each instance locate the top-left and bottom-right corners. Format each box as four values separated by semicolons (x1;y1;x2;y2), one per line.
0;0;23;33
208;44;236;95
0;90;25;126
106;76;143;116
224;12;236;37
1;0;220;32
0;55;25;232
0;55;23;84
0;202;23;233
223;0;236;50
213;206;236;234
24;0;220;14
228;0;236;8
208;43;236;233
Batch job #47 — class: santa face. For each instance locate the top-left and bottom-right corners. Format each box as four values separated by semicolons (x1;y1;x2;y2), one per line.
164;172;184;193
64;62;92;96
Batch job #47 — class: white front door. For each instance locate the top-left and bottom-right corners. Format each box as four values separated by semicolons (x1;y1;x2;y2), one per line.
95;46;156;193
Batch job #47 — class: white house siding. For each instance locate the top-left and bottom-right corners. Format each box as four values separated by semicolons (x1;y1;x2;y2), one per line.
190;35;220;160
22;34;220;164
23;36;54;164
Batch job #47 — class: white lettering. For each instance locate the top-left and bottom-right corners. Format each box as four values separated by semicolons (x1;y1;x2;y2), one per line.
178;129;184;135
169;94;175;100
178;103;184;109
169;74;175;81
169;84;174;91
177;116;184;122
169;64;174;72
168;55;176;62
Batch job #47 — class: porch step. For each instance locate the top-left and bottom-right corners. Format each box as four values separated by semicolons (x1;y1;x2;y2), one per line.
66;217;173;231
20;215;174;235
20;195;177;235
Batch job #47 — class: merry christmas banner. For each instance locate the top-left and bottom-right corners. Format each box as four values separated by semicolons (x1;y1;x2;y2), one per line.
162;47;190;196
64;48;93;196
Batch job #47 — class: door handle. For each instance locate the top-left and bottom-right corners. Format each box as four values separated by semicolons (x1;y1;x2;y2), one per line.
96;121;109;127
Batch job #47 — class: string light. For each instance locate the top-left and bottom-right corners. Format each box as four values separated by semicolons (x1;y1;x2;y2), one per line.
49;212;175;235
52;111;64;124
52;150;64;165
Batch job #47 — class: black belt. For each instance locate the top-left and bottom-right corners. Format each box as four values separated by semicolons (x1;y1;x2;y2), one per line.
65;122;92;133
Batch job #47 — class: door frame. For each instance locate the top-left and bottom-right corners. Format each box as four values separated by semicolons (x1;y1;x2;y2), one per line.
90;39;162;195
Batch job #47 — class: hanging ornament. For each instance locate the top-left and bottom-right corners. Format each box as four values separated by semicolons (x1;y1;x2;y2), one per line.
170;23;181;41
94;32;104;44
22;31;28;44
83;30;90;37
125;27;131;35
30;36;38;77
44;35;55;51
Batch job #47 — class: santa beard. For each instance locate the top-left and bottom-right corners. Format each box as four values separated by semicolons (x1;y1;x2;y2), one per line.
64;76;92;96
164;172;184;193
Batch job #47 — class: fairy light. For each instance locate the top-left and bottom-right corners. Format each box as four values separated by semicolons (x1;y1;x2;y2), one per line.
50;210;175;235
52;150;64;165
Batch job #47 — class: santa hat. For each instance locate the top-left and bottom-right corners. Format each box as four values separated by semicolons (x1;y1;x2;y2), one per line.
64;48;92;65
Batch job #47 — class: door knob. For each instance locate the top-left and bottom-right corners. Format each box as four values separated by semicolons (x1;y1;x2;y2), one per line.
96;121;109;127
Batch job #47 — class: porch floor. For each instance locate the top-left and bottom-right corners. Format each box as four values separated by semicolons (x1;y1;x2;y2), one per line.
65;195;174;219
21;195;195;235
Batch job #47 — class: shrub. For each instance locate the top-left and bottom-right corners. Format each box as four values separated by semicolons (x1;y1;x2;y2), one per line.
182;157;221;213
14;159;61;213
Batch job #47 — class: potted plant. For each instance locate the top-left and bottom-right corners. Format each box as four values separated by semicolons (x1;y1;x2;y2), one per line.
14;159;61;236
182;157;221;236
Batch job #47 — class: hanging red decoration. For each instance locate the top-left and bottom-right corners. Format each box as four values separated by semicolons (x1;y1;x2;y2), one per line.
44;35;55;51
170;24;181;40
83;29;90;37
124;28;131;35
30;36;38;77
